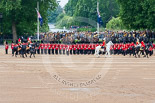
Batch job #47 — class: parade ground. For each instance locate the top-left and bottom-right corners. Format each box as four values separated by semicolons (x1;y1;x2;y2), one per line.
0;47;155;103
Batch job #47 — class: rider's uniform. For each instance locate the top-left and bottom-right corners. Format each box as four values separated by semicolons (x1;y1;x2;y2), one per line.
141;41;145;49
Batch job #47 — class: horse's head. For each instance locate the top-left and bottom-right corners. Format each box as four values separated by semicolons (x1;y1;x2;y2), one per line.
109;41;114;46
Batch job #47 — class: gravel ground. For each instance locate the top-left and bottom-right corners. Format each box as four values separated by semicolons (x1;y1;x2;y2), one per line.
0;48;155;103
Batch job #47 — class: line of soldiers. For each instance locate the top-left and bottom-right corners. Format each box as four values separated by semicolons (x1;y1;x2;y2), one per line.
10;40;155;56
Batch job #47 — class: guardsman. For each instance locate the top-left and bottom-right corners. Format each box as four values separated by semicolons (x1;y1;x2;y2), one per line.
59;44;63;55
11;41;15;55
55;44;59;55
80;44;84;55
52;43;55;55
44;43;48;54
40;41;44;54
69;45;73;55
73;44;76;55
77;44;80;55
48;42;51;55
88;44;91;55
84;44;87;55
66;44;69;56
91;44;95;54
117;43;121;55
37;41;40;54
5;41;9;54
63;44;66;55
122;43;126;56
113;43;117;55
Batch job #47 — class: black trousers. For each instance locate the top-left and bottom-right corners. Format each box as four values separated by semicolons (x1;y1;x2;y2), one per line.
80;50;83;54
44;49;47;54
5;49;8;54
77;50;80;55
92;50;95;54
59;50;62;55
66;50;69;56
52;49;54;55
37;49;40;54
35;49;37;54
87;50;90;55
70;50;72;55
48;49;51;54
73;50;76;55
41;49;43;54
63;50;65;55
55;50;58;55
84;50;87;55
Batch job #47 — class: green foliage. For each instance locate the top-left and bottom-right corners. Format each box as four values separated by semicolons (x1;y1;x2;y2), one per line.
0;0;57;36
55;14;74;28
48;5;63;23
116;0;155;30
64;0;79;16
58;0;119;28
106;17;125;30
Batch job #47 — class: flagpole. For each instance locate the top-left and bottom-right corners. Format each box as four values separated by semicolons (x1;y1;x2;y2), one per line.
97;1;99;35
37;1;39;41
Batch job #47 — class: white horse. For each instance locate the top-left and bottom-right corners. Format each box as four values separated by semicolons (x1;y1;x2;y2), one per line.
94;41;114;58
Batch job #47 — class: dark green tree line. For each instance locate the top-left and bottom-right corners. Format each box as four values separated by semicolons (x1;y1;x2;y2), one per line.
116;0;155;30
0;0;57;41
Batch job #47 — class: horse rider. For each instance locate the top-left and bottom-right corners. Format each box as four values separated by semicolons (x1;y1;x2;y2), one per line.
101;38;106;49
140;40;145;50
136;39;141;47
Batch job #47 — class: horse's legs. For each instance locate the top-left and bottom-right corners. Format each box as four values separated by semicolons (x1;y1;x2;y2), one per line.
30;53;32;58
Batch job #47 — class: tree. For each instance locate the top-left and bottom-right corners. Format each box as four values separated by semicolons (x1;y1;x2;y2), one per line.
0;0;57;41
106;17;125;30
48;5;63;23
116;0;155;30
64;0;119;27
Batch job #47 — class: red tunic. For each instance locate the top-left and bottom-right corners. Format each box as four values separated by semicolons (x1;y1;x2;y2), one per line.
55;44;58;50
11;43;15;49
44;44;48;49
103;41;106;46
5;44;9;49
141;41;145;47
40;44;44;49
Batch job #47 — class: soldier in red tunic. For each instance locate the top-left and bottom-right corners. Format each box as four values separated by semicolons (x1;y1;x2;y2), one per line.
88;44;91;55
77;44;80;55
63;44;66;55
59;44;63;55
52;43;55;55
84;44;87;55
5;41;9;54
40;41;44;54
80;44;84;55
11;41;15;55
73;44;77;55
69;45;73;55
48;42;52;55
55;44;59;55
66;44;69;56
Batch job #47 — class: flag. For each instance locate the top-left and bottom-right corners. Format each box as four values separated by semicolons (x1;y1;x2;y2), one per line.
36;9;43;27
97;6;103;25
